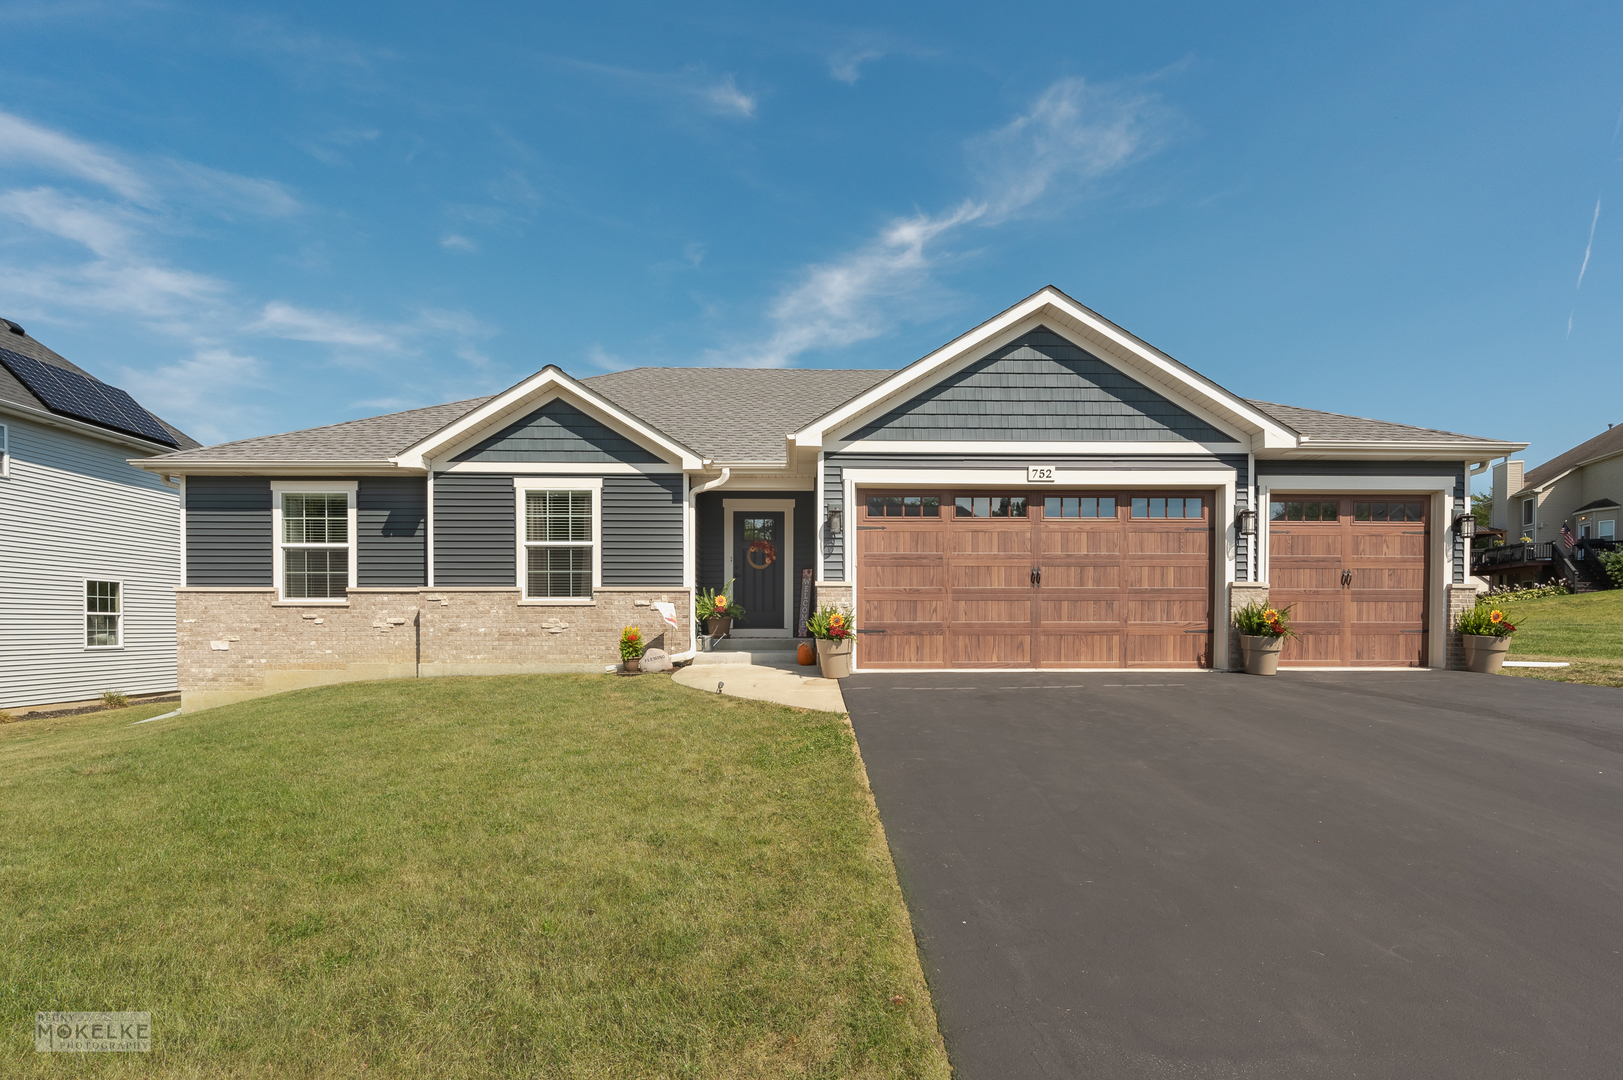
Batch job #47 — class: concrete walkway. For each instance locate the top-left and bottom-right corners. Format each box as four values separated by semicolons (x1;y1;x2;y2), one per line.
672;660;847;712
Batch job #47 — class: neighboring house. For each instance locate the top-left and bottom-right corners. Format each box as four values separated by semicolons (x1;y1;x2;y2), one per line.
1480;424;1623;589
0;318;199;713
132;287;1524;710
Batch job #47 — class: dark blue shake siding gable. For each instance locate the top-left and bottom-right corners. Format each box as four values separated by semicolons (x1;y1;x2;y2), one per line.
848;326;1232;443
821;453;1247;582
186;477;430;587
432;472;683;588
1255;461;1468;583
451;399;664;464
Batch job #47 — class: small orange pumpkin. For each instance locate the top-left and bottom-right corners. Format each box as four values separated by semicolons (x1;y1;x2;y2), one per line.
797;642;816;666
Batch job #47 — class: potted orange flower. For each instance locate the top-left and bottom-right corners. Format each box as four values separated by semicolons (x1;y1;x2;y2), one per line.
806;605;856;679
619;625;645;673
1234;600;1297;675
1456;602;1516;674
695;580;746;639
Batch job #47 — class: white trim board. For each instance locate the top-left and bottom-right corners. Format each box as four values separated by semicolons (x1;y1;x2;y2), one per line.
440;460;679;474
397;368;703;471
828;439;1249;456
840;467;1239;487
269;480;358;604
513;476;604;601
722;498;796;635
791;289;1300;452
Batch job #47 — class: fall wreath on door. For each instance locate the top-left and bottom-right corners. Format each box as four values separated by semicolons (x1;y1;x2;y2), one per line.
746;539;778;570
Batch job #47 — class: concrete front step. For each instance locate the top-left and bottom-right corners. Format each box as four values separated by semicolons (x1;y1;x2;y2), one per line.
692;649;806;667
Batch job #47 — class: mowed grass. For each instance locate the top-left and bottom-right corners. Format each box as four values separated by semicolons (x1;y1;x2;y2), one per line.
0;676;948;1078
1492;588;1623;688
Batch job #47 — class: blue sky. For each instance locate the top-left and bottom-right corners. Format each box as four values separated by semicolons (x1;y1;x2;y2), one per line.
1;2;1620;486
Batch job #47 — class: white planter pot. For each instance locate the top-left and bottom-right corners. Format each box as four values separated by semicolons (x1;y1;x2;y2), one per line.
1241;634;1284;676
816;637;854;679
1465;634;1510;674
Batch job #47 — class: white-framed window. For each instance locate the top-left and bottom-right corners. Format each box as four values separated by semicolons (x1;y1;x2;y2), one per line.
85;579;122;648
0;421;9;478
514;477;601;602
270;481;357;602
1522;498;1534;527
1601;519;1617;540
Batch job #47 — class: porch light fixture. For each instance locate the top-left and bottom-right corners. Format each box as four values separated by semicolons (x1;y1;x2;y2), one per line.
1454;513;1477;539
826;507;844;539
1236;506;1257;536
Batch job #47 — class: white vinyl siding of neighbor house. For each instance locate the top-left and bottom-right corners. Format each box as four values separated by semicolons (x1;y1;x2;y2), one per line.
0;415;180;709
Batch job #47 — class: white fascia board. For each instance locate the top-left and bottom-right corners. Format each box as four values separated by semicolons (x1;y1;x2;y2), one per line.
393;365;704;471
1258;440;1528;461
827;439;1249;456
790;288;1297;451
0;398;181;457
841;466;1237;487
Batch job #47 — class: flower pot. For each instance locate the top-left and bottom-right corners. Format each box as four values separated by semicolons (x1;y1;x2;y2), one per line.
623;657;640;674
705;616;732;639
1465;634;1510;674
816;637;854;679
796;642;816;666
1241;634;1284;676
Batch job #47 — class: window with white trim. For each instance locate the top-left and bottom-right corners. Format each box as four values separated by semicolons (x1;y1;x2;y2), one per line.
1601;519;1616;540
523;489;593;599
281;492;351;599
1522;498;1534;527
85;580;121;647
0;421;9;478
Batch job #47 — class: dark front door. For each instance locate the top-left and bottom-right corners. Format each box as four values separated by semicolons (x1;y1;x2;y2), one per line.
734;512;785;629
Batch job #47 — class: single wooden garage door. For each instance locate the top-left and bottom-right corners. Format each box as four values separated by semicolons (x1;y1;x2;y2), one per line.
1267;496;1429;667
855;490;1212;669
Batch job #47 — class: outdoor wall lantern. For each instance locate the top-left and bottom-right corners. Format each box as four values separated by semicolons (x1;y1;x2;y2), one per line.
1236;506;1257;536
826;507;844;539
1454;513;1477;539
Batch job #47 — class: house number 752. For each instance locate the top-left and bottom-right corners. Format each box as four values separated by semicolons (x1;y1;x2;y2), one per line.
1027;465;1056;482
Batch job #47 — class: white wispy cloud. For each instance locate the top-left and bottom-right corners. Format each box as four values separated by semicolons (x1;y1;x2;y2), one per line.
0;109;152;202
1576;195;1601;289
441;232;477;251
739;76;1176;366
115;348;268;445
558;59;758;120
249;301;400;350
828;47;884;84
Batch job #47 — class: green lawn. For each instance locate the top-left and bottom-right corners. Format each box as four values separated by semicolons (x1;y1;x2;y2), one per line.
1487;589;1623;688
1;677;949;1078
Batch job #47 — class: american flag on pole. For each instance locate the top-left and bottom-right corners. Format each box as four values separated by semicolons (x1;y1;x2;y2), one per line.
1560;524;1576;548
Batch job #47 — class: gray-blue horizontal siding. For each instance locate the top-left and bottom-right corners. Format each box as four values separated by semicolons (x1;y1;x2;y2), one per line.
433;474;515;587
433;472;685;588
1256;460;1467;582
822;452;1244;582
602;474;683;586
850;326;1231;443
358;477;426;587
186;476;271;586
696;490;814;593
451;399;663;463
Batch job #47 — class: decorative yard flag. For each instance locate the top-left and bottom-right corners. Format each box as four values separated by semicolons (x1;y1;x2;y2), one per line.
1561;524;1576;548
652;602;679;631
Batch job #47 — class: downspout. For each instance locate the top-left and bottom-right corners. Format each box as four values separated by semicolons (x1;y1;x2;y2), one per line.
670;468;729;662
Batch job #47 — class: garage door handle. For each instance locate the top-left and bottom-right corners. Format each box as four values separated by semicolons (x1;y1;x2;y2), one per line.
1030;567;1042;585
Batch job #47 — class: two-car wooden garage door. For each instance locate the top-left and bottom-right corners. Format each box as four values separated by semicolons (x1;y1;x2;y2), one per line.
855;490;1213;669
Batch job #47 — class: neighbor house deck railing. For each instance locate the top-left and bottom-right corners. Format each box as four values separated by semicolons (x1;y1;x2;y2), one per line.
1473;542;1554;569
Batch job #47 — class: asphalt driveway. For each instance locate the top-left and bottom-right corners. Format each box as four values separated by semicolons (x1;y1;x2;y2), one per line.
843;670;1623;1079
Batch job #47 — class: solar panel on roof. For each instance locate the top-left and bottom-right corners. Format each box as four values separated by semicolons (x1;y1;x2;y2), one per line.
0;346;178;447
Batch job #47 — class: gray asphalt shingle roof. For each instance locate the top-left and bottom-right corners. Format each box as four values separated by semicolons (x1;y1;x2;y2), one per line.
138;372;1519;467
582;367;892;462
146;397;492;462
0;318;199;450
1518;424;1623;491
1245;400;1509;446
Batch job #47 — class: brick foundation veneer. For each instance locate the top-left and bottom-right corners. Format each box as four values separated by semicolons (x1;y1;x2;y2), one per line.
813;582;853;611
1227;582;1270;672
176;586;693;711
1444;583;1479;671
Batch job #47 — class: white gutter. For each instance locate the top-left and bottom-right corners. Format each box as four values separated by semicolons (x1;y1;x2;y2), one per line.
672;467;732;664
